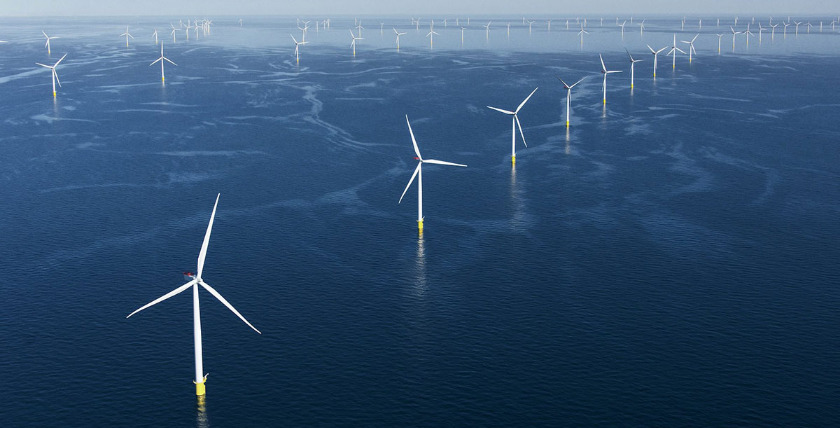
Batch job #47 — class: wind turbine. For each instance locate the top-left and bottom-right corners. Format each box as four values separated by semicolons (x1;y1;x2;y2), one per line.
170;25;179;43
120;26;134;47
558;76;586;127
460;26;466;46
639;19;646;37
426;28;439;49
486;87;538;165
153;28;159;45
716;33;724;54
681;34;698;63
350;30;363;56
290;34;307;64
43;31;59;55
618;20;627;39
394;28;406;51
127;194;261;397
150;42;176;82
355;20;365;38
625;49;643;88
35;53;66;98
484;21;491;40
577;26;589;48
599;54;621;103
399;116;467;233
667;34;686;69
744;23;754;47
647;44;667;77
731;26;742;51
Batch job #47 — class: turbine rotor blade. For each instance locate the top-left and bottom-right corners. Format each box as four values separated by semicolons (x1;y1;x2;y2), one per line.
53;70;61;87
55;53;67;66
126;280;196;318
199;280;261;334
399;163;421;204
423;159;467;167
515;115;527;147
405;115;422;159
196;194;220;279
487;106;514;115
164;58;177;66
150;57;162;66
515;87;538;113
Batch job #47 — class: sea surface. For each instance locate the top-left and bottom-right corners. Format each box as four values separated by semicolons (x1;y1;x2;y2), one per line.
1;15;839;427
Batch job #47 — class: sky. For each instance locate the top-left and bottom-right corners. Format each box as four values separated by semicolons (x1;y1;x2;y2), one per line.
3;1;836;17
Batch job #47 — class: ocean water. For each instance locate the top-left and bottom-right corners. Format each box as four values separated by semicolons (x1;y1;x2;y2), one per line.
1;15;839;426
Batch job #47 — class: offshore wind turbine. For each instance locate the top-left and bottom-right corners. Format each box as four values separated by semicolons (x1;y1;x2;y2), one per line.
460;26;466;46
290;34;307;64
716;33;724;54
618;20;626;40
150;42;176;82
577;26;589;48
127;194;261;397
625;49;643;88
731;26;742;51
647;44;667;77
486;87;538;165
599;54;621;103
153;28;159;45
484;21;491;40
681;34;698;63
558;76;586;127
744;23;754;47
120;26;134;47
43;31;59;55
394;28;406;51
35;53;66;98
350;30;363;56
426;28;439;49
667;34;686;69
399;115;467;233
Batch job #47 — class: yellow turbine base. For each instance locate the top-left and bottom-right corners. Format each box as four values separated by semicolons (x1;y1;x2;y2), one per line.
566;121;570;128
195;379;206;396
53;91;56;98
511;155;516;165
417;219;423;232
603;99;606;104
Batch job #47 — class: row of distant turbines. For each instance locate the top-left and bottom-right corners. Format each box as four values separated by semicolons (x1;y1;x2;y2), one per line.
286;14;836;61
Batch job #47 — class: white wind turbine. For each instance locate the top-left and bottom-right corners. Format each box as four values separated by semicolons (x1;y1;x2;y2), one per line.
625;49;643;88
743;23;754;47
35;53;66;98
486;87;538;165
639;19;646;37
127;194;261;397
350;30;363;56
484;21;491;40
150;42;176;82
599;54;621;103
153;28;159;45
557;76;586;128
170;25;179;43
120;26;134;47
731;26;742;51
667;33;686;69
426;27;439;49
460;26;466;46
716;33;724;54
577;26;589;48
290;34;307;64
394;28;406;51
618;20;627;39
399;116;467;233
43;31;59;55
647;44;667;77
681;34;698;63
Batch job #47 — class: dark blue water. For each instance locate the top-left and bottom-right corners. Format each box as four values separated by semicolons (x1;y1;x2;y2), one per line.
1;15;839;426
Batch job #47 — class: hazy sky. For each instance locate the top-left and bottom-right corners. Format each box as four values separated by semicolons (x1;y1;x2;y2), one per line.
4;0;836;17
